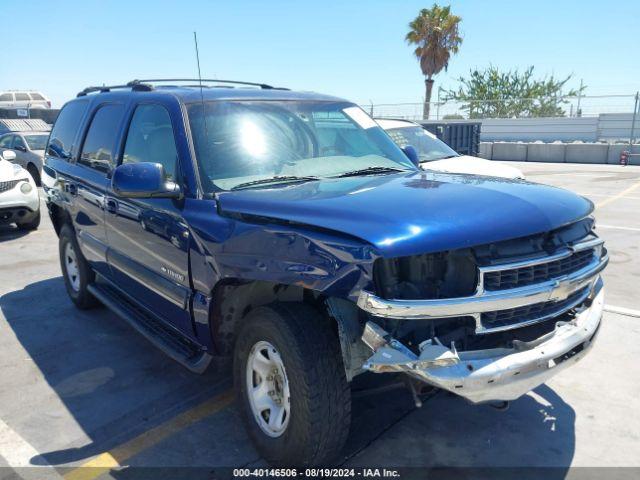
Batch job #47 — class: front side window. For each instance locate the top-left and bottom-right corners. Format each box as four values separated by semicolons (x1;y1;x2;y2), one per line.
123;104;178;180
24;134;49;151
0;93;13;102
47;100;89;160
13;136;27;151
78;104;125;173
188;101;414;191
386;126;458;163
15;93;30;101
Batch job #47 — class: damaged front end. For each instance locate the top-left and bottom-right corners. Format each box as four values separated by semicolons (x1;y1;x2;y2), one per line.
356;220;608;404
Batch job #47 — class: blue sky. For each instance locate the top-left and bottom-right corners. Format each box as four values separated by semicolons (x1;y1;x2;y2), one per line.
1;0;638;107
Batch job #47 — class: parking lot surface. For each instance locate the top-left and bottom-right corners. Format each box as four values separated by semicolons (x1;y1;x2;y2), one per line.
1;163;639;477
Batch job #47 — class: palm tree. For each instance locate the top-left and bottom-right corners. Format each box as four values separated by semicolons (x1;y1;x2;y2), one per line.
406;4;462;119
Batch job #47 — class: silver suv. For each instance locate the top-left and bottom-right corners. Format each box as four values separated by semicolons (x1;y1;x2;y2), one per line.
0;91;51;109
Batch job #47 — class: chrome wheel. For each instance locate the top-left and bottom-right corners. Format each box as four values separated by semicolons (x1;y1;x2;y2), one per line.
65;242;80;292
246;340;291;437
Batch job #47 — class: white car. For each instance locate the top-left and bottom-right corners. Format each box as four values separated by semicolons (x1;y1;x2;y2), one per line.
377;119;524;179
0;150;40;230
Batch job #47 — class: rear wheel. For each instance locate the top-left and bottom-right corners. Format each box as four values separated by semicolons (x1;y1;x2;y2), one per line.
234;303;351;467
59;225;99;309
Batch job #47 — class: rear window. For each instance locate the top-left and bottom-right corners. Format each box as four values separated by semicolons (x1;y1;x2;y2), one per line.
30;93;45;101
0;93;13;102
15;93;30;101
47;101;89;160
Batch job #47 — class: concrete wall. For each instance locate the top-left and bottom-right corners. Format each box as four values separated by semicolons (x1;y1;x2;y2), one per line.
480;141;640;165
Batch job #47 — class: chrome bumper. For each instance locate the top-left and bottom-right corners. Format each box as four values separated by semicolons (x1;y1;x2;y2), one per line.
361;278;604;404
358;237;608;334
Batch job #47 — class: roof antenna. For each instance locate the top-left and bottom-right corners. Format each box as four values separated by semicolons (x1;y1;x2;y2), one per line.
193;31;205;103
193;31;210;194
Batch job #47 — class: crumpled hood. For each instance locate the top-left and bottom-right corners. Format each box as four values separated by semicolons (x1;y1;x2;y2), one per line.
425;156;524;179
217;171;593;258
0;159;26;181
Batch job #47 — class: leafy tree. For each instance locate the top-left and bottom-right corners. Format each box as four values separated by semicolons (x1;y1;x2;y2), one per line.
406;4;462;120
443;66;585;118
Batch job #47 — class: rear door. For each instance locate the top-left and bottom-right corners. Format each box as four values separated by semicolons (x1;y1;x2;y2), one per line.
68;103;126;275
105;102;194;338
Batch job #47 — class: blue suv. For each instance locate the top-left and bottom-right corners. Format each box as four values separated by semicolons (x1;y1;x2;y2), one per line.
44;79;608;466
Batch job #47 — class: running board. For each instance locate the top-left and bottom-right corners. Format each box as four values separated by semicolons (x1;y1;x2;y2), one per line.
88;282;212;374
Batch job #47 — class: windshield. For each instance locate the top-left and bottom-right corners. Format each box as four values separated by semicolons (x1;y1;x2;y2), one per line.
23;134;48;151
188;101;416;191
386;126;458;162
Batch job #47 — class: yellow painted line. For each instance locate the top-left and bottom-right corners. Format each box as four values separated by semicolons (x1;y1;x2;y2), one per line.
595;180;640;209
63;389;234;480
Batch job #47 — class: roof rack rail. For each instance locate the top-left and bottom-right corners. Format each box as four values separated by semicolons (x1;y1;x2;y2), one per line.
128;78;288;90
76;83;153;97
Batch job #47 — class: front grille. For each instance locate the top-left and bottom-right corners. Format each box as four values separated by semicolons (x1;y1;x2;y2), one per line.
484;249;595;291
480;287;590;330
0;179;23;193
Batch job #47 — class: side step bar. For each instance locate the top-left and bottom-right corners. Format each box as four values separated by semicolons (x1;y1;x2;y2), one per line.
88;282;212;374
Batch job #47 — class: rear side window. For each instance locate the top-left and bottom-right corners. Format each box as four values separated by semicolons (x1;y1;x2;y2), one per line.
30;93;45;101
78;104;125;173
47;101;88;160
123;104;178;180
15;93;30;101
0;93;13;102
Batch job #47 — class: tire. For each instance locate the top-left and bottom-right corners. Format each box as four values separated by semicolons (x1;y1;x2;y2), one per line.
27;164;41;187
59;224;99;309
17;209;40;231
234;303;351;467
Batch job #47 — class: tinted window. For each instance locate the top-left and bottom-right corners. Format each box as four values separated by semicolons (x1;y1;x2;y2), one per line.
15;93;30;101
0;135;13;148
47;101;89;160
0;93;13;102
79;104;125;173
123;104;178;180
30;93;45;101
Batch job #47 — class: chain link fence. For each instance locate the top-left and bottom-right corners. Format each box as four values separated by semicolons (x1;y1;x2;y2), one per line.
363;94;639;121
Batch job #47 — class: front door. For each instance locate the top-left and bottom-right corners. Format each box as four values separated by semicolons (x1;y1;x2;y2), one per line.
105;103;193;339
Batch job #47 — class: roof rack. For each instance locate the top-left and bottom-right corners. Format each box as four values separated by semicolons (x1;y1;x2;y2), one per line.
76;78;288;97
128;78;287;90
76;83;153;97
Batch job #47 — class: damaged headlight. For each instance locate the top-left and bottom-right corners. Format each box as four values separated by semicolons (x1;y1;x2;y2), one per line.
373;249;477;300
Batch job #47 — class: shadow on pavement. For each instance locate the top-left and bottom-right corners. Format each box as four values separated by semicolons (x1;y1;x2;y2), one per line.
1;277;576;471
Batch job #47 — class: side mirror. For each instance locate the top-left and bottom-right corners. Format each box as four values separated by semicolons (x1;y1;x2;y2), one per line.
402;145;420;167
14;145;27;152
1;150;17;161
111;162;181;199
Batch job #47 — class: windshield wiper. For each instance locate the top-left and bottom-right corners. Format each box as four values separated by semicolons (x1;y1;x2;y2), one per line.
333;166;407;178
231;175;319;191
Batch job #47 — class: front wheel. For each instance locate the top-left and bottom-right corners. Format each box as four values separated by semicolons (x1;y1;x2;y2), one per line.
234;303;351;467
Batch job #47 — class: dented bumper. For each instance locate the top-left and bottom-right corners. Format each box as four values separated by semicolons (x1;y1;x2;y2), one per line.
361;277;604;404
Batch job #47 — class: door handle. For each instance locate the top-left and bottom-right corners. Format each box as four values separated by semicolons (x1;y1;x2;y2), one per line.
105;198;118;214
